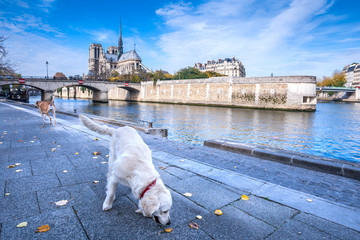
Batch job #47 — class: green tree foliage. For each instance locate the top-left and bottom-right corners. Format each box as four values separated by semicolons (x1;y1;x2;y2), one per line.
173;67;208;79
317;71;346;87
205;71;225;77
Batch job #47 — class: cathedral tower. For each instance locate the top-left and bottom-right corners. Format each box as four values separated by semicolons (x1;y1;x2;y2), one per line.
117;20;123;60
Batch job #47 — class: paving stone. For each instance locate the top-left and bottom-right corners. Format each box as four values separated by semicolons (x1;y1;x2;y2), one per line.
37;183;101;213
163;166;196;180
89;178;132;201
294;212;360;240
57;167;105;186
6;173;61;194
231;195;299;228
30;156;75;176
0;208;87;240
168;176;241;210
0;192;39;222
266;218;335;240
195;204;275;239
0;160;32;181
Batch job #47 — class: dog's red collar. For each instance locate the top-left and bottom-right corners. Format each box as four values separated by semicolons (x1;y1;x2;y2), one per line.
140;179;157;199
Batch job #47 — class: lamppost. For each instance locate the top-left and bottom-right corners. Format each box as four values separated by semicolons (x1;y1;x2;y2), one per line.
46;61;49;79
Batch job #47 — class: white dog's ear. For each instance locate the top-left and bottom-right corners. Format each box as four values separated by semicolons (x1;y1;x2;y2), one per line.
141;195;159;217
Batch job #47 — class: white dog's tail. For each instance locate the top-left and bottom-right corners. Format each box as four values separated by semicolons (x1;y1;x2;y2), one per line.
79;114;113;136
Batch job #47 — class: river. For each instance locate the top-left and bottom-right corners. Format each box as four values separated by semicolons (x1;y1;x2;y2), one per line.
29;96;360;163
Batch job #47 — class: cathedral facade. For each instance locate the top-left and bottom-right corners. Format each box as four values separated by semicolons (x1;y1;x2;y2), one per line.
88;23;150;79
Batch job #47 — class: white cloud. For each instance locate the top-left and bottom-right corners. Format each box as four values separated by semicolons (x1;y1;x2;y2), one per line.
151;0;360;78
2;30;88;77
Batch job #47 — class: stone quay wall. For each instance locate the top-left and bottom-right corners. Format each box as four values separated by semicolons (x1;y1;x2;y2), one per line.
139;76;317;111
54;76;317;111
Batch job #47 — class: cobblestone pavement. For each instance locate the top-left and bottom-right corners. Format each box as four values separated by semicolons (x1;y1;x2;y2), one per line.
0;100;359;239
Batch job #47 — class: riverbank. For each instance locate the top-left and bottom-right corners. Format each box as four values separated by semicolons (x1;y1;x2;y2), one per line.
0;100;359;239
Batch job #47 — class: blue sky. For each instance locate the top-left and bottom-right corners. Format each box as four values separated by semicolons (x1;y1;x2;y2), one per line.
0;0;359;79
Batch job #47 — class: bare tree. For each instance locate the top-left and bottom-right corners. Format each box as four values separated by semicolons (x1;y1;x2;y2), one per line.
0;36;15;76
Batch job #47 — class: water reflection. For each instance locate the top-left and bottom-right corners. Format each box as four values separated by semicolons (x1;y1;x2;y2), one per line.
29;96;360;162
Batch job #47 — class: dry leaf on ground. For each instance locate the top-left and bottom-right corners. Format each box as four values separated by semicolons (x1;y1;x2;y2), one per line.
159;167;166;170
15;163;21;166
189;222;199;229
196;215;202;220
164;228;173;233
93;156;98;159
63;170;68;173
75;152;79;155
5;193;10;196
0;142;2;144
94;138;98;141
55;200;68;206
15;169;23;173
241;194;249;201
93;151;100;155
7;165;16;168
101;161;107;164
306;199;313;202
214;209;223;216
35;224;50;233
93;181;99;184
17;140;23;142
183;192;192;197
105;155;109;158
16;222;28;228
51;148;56;152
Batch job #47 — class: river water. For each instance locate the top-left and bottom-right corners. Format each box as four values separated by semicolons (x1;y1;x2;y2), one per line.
29;96;360;163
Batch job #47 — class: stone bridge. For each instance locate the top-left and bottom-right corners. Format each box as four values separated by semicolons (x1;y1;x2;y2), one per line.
0;78;141;102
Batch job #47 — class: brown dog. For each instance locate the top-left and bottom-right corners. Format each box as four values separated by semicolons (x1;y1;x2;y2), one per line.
35;96;56;126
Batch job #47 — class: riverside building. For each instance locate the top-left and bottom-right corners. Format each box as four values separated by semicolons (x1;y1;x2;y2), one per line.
342;63;359;87
88;22;150;79
194;57;246;77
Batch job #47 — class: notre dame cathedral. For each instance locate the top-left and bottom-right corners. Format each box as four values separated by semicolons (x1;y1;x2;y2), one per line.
88;22;150;79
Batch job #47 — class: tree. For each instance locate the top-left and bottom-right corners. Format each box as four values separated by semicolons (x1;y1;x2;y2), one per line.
0;36;15;76
173;67;208;79
317;71;346;87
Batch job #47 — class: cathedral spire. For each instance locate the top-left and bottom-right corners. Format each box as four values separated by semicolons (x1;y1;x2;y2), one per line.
118;19;123;59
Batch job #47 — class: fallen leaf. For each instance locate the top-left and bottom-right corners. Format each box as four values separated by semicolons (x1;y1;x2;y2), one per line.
159;167;166;170
180;159;185;162
52;141;56;143
51;148;56;152
94;138;98;141
17;222;28;228
196;215;202;220
101;161;107;164
55;200;68;206
93;156;98;159
44;131;47;133
7;165;16;168
5;193;10;196
306;199;313;202
29;141;35;143
105;155;109;158
57;145;61;148
189;222;199;229
214;209;223;216
35;224;50;233
15;163;21;166
93;180;99;184
17;140;23;142
183;192;192;197
241;194;249;201
15;169;23;173
93;151;100;155
75;152;79;155
164;228;173;233
63;170;68;173
0;142;2;144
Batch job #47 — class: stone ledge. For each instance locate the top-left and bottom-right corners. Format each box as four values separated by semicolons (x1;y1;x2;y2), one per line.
7;100;168;138
204;139;360;180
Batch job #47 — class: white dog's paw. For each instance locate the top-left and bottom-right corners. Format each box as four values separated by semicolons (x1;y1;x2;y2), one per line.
135;208;142;214
102;203;113;211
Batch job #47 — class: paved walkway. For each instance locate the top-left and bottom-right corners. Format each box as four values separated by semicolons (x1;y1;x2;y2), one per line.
0;100;359;239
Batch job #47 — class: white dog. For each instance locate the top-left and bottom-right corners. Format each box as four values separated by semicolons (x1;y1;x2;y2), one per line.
79;115;172;225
